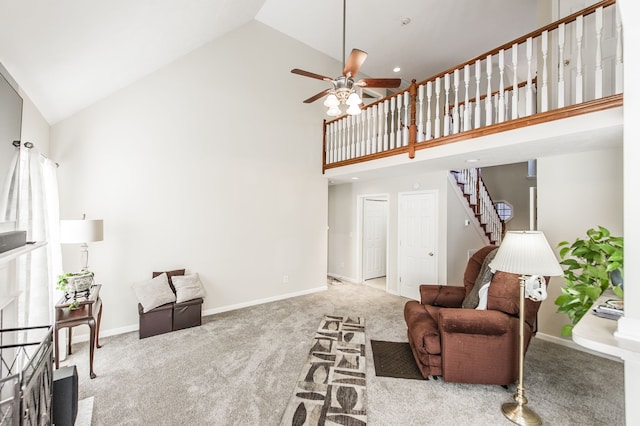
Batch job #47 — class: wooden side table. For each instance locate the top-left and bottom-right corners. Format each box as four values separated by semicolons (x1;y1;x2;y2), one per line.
55;284;103;379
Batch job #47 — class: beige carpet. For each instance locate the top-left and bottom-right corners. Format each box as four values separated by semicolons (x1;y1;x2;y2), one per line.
59;282;624;425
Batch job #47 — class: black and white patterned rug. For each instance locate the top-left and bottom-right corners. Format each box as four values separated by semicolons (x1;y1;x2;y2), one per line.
280;315;367;426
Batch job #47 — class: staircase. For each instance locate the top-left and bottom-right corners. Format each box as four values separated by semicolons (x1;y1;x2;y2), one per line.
451;168;504;245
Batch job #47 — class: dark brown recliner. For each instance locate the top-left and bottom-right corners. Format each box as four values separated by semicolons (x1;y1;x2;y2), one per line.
404;245;545;385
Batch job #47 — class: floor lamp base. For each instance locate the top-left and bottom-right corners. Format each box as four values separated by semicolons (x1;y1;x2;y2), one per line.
502;402;542;426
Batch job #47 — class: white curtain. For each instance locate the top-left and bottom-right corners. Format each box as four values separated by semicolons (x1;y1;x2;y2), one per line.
1;144;62;326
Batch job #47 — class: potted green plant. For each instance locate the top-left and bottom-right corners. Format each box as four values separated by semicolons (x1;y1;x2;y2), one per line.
554;226;623;336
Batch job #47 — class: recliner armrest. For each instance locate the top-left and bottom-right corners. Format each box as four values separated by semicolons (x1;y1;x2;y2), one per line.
419;285;466;307
438;308;511;335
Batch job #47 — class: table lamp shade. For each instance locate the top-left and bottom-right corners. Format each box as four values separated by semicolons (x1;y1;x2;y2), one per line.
490;230;563;277
60;219;104;244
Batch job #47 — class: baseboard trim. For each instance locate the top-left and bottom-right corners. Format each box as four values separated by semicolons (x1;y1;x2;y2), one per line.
327;273;358;284
535;332;623;362
202;285;327;317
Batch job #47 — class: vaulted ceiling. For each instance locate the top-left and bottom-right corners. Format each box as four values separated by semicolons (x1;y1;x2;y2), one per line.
0;0;538;124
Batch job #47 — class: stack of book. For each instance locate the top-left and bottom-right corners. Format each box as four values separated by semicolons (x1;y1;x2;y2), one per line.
592;298;624;320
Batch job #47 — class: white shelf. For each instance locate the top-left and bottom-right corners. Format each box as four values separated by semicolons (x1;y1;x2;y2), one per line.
572;289;640;359
0;242;47;265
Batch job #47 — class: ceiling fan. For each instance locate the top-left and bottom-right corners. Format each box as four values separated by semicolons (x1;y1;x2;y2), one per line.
291;0;402;117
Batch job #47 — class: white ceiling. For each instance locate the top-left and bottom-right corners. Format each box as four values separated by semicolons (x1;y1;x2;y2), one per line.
0;0;539;125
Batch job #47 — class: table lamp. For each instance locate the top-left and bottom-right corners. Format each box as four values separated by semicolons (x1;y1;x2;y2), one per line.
490;230;563;426
60;214;103;271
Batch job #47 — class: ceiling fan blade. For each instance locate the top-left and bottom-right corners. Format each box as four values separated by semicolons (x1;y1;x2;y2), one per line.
291;68;333;82
304;89;332;104
343;49;368;77
356;78;402;88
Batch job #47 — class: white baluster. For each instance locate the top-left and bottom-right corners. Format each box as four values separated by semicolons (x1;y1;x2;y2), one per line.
541;31;549;112
615;7;623;94
474;60;481;129
378;102;384;152
355;113;362;158
594;7;603;99
558;24;565;108
396;94;403;147
403;91;410;146
485;55;493;126
575;15;584;103
443;73;450;136
383;99;389;151
426;81;433;139
325;123;331;164
372;104;379;154
346;116;352;159
389;97;395;149
327;123;336;164
435;77;441;138
464;65;471;131
511;43;519;119
417;84;425;142
498;50;505;122
331;122;337;163
341;118;346;161
453;69;460;133
365;108;372;155
526;37;533;116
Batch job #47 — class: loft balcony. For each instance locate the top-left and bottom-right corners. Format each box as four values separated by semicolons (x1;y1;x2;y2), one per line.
322;0;623;181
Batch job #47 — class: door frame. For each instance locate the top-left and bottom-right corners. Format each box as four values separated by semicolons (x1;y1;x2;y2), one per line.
355;193;390;290
397;189;439;300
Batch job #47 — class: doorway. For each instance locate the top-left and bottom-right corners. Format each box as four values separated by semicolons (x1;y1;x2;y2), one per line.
398;190;438;300
357;194;389;291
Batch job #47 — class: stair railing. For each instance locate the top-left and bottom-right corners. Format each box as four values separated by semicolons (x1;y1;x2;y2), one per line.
451;168;504;245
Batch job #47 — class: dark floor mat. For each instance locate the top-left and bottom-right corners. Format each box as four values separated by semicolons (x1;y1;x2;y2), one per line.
370;340;424;380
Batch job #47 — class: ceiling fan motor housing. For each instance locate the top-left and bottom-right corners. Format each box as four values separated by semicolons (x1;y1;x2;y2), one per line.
333;76;356;103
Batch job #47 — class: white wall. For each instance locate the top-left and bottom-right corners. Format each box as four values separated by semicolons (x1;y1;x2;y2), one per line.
328;170;449;294
536;146;623;338
51;20;334;335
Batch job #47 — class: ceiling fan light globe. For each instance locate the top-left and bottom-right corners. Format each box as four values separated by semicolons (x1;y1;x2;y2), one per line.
324;94;340;107
347;104;362;115
346;92;361;106
327;106;342;117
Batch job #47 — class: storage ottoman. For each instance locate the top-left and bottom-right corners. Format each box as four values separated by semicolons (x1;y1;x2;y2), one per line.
173;297;203;331
138;302;173;339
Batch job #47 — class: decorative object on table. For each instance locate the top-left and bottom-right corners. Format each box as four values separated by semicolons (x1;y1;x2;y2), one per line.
280;315;366;426
57;271;95;297
554;226;624;336
60;214;104;271
490;230;563;426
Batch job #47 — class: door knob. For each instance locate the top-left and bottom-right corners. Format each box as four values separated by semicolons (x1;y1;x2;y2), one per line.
428;252;434;256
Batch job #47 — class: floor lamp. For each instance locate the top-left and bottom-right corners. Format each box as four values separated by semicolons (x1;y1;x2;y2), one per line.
490;231;563;426
60;215;104;271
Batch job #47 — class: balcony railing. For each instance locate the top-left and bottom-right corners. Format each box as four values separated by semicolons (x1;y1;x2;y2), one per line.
323;0;623;172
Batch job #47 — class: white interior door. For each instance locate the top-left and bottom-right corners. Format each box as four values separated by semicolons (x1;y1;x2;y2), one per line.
398;191;438;300
363;198;387;280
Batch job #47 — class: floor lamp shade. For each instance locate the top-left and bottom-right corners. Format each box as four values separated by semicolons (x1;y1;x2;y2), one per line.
490;231;563;277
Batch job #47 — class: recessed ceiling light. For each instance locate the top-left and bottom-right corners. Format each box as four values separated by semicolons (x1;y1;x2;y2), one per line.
466;159;480;163
351;177;359;180
393;67;401;73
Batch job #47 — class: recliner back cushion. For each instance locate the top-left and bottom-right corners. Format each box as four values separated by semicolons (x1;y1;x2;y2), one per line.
463;245;498;296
